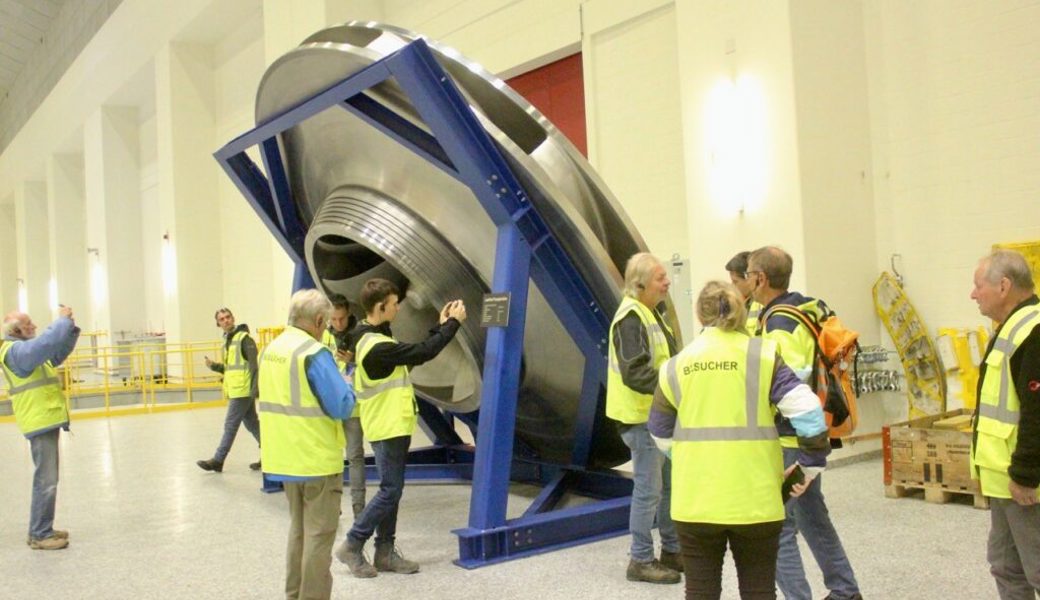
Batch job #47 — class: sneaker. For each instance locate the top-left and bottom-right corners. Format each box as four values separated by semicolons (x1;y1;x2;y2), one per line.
823;595;864;600
626;558;680;584
374;543;420;574
29;535;68;550
352;502;366;519
249;461;261;471
26;530;68;546
196;459;224;473
659;549;684;573
335;539;377;578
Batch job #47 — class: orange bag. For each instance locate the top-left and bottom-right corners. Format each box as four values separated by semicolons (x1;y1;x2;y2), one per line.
764;305;860;440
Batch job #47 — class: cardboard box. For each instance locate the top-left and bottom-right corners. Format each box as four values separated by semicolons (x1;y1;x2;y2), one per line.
884;409;980;494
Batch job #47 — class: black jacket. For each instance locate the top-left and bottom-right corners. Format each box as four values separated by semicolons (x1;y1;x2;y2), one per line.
346;318;461;381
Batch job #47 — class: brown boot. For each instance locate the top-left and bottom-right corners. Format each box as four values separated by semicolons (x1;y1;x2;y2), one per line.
660;549;684;573
29;535;69;550
374;543;420;574
335;538;377;578
626;559;680;584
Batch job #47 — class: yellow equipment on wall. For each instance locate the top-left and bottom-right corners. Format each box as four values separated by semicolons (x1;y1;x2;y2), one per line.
935;326;988;410
873;272;947;419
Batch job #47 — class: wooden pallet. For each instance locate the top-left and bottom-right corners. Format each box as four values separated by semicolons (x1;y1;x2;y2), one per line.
885;481;988;509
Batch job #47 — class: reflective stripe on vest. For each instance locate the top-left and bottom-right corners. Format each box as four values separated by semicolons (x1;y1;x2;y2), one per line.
355;331;416;441
7;375;61;394
665;337;778;442
257;336;325;417
978;308;1040;425
0;340;68;437
222;330;252;398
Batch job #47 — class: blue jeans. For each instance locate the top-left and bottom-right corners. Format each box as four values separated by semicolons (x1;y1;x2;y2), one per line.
347;435;410;547
29;428;60;540
776;447;860;600
213;397;260;462
620;423;679;562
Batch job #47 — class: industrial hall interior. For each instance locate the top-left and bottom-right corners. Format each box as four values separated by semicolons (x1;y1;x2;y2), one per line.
0;0;1038;599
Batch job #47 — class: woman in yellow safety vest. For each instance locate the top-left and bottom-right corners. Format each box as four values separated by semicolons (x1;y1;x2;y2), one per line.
649;281;831;600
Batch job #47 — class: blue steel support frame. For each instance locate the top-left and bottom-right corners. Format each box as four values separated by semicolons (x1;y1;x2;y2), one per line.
213;39;630;567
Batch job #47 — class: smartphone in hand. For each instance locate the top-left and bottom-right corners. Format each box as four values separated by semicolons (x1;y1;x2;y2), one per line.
781;465;805;503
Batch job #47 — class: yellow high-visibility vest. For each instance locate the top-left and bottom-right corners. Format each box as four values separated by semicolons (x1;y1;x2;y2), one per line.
606;296;674;424
972;304;1040;499
355;332;416;442
659;328;784;524
223;330;253;398
0;341;68;437
746;300;764;336
258;327;345;477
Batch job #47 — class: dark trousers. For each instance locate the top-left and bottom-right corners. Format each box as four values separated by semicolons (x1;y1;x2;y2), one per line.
676;519;784;600
347;435;411;547
213;397;260;462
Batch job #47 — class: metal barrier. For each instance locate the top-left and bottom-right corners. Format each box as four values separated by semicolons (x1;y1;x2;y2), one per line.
0;339;229;421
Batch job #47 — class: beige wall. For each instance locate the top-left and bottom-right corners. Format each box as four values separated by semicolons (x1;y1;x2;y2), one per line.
865;0;1040;332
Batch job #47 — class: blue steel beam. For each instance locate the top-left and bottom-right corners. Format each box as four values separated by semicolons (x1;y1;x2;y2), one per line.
216;38;631;565
340;94;458;180
260;137;307;263
216;152;300;263
453;496;630;569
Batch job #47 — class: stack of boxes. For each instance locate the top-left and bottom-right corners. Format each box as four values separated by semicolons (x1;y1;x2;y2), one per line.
883;409;986;508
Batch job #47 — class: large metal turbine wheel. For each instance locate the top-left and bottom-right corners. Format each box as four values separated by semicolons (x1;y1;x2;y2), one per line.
256;22;679;469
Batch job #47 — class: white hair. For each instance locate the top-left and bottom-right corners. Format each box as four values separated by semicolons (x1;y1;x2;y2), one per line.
287;289;332;327
623;253;664;299
981;250;1035;292
1;315;21;337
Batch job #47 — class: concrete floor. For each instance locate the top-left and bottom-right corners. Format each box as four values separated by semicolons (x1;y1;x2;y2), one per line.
0;406;997;599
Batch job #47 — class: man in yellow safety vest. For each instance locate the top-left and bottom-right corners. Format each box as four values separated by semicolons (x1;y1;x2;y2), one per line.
336;278;466;578
970;249;1040;598
1;305;80;550
258;289;355;600
198;307;261;472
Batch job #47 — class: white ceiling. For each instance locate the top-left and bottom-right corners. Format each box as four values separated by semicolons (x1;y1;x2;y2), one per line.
0;0;66;100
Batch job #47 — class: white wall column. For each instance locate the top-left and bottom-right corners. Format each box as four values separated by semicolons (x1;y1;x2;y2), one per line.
46;154;89;323
0;203;17;312
14;182;51;321
84;106;145;339
155;42;222;346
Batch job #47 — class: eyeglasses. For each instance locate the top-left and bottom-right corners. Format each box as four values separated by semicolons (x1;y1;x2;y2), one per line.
743;271;762;280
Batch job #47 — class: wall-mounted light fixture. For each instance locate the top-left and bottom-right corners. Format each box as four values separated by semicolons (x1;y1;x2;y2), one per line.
87;247;100;257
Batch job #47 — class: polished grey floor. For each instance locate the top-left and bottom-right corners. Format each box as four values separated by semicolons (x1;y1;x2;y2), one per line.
0;407;997;599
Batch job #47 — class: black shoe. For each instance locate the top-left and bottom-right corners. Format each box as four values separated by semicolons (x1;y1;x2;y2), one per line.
196;459;224;472
249;461;261;471
822;595;863;600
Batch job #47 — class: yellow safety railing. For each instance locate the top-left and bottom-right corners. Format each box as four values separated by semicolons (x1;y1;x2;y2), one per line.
257;326;285;351
0;339;229;421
